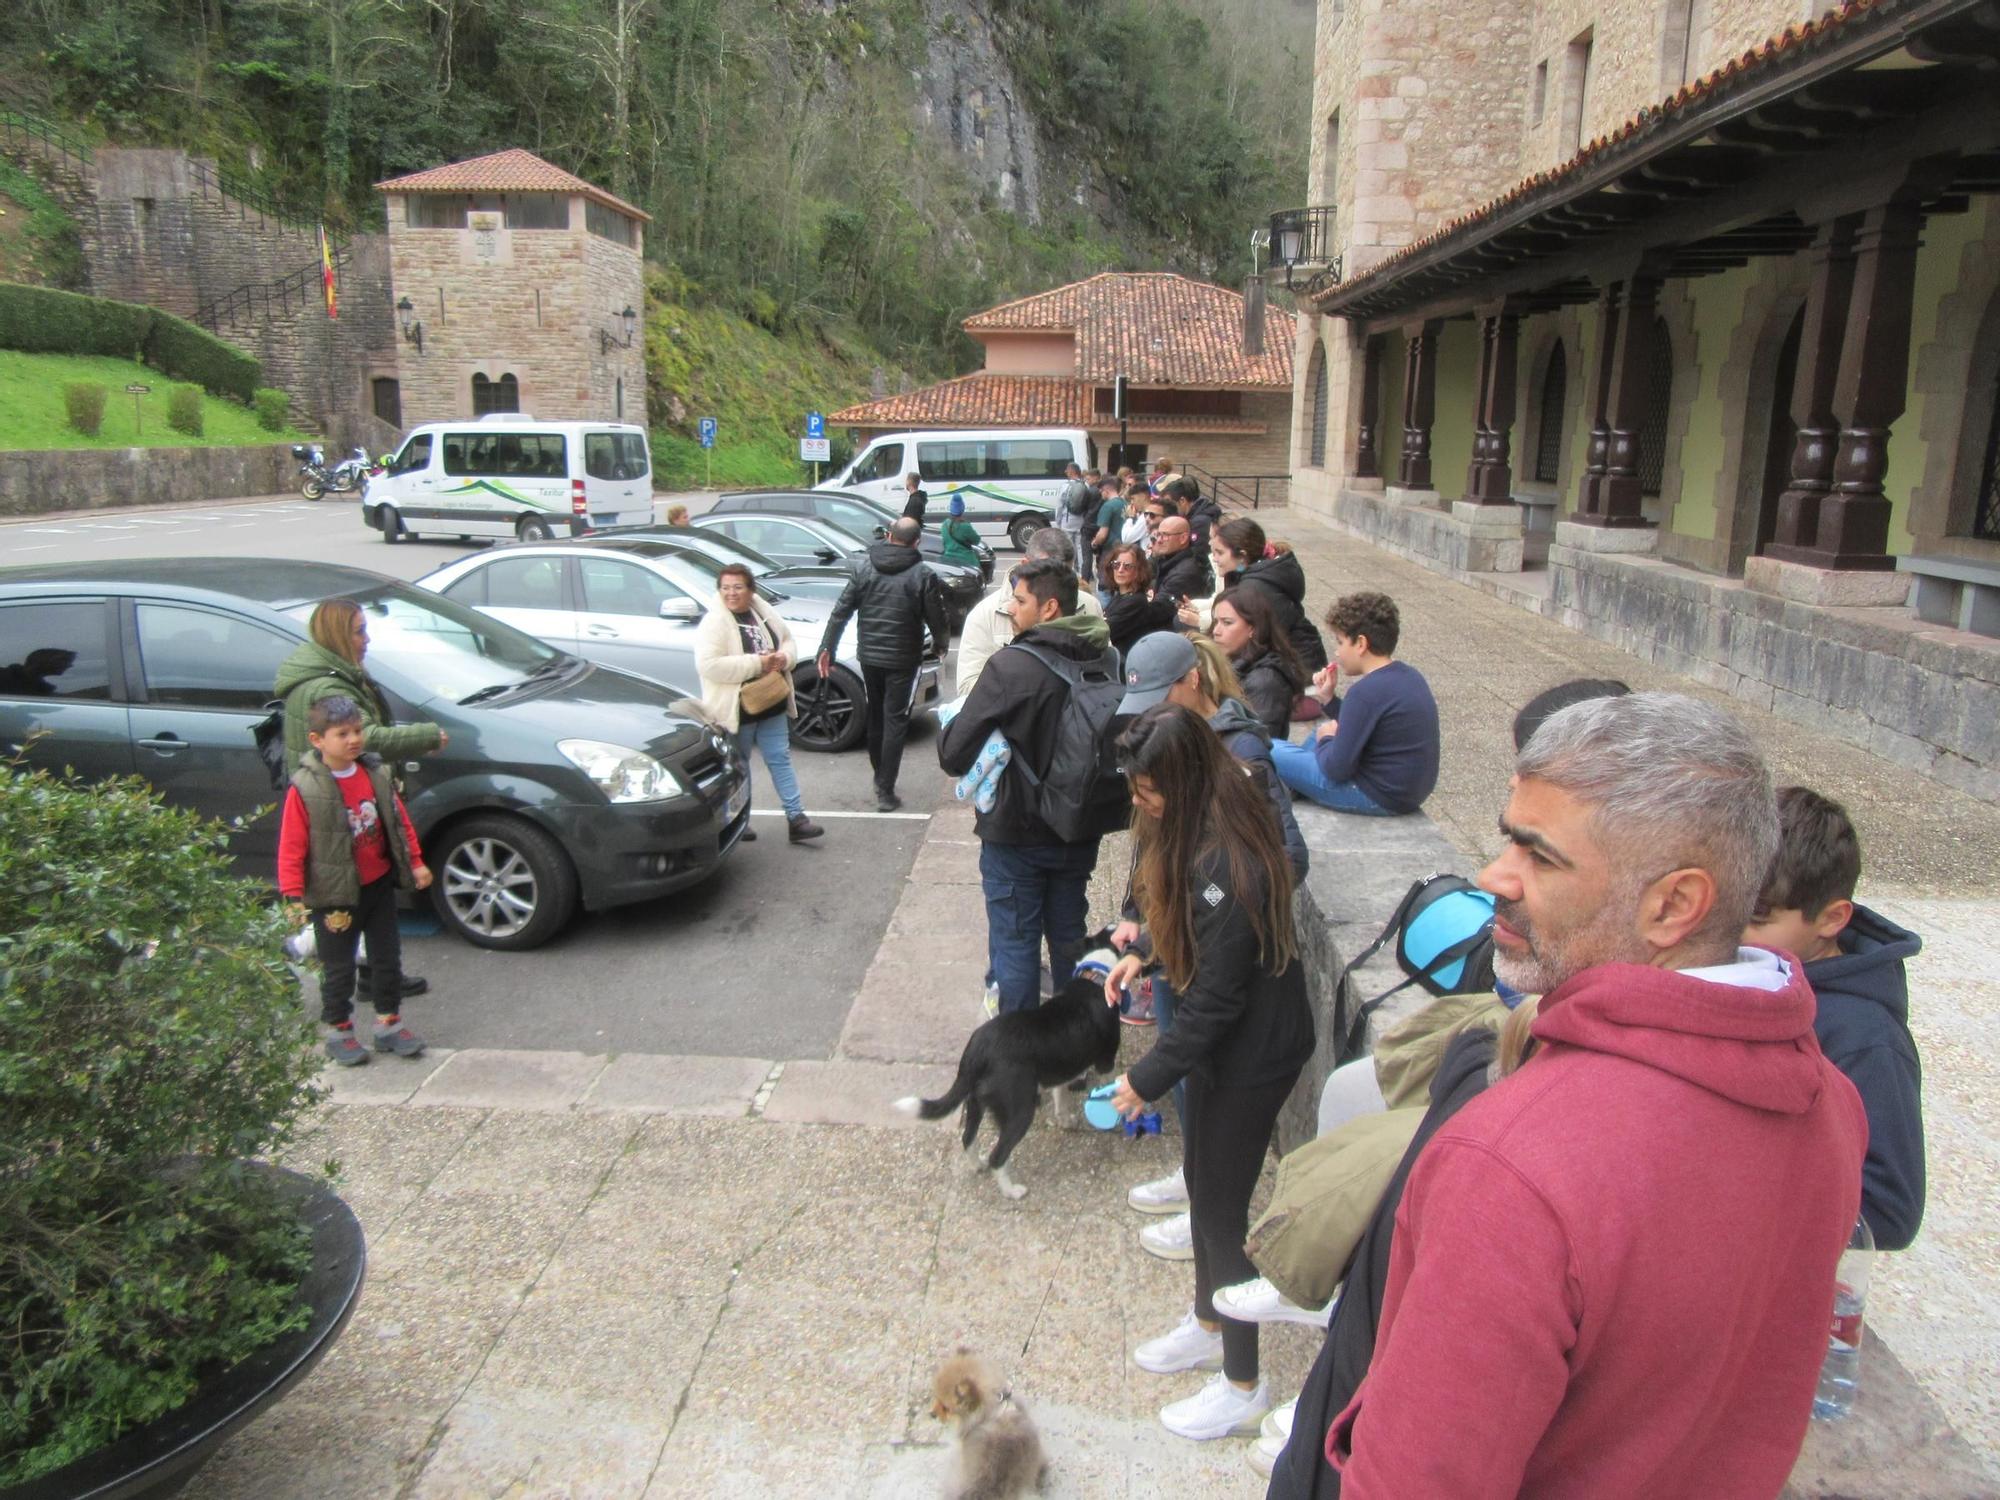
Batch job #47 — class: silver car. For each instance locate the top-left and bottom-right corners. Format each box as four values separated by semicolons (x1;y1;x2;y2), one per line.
416;544;938;753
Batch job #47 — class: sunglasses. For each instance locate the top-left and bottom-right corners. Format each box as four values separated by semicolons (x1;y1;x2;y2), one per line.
1113;559;1138;570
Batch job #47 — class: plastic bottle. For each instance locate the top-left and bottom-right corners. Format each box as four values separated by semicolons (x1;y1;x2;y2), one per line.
1812;1216;1874;1421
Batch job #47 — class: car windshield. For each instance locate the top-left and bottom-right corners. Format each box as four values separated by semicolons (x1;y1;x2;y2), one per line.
673;531;778;571
652;547;781;602
284;582;562;703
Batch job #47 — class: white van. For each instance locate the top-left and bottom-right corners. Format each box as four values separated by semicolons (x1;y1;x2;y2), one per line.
820;427;1097;548
362;415;654;544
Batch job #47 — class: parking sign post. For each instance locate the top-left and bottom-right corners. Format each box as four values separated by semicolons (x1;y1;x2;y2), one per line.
801;413;829;485
698;416;717;488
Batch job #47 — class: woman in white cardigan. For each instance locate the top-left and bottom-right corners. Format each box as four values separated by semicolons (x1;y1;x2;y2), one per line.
694;564;824;843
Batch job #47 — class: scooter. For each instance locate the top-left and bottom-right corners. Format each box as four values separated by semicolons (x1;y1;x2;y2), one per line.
292;444;370;501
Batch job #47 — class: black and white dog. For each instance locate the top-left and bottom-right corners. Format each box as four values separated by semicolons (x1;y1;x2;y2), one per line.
895;941;1124;1199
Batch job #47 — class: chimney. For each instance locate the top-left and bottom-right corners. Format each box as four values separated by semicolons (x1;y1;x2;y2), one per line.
1242;274;1266;357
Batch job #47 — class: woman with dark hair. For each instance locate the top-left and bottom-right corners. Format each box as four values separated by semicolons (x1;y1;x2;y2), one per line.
274;597;445;778
1210;586;1305;741
1209;517;1328;675
1104;704;1314;1444
1101;543;1177;659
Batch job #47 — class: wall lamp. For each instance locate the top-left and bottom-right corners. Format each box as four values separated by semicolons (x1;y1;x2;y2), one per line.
396;296;424;355
599;304;637;354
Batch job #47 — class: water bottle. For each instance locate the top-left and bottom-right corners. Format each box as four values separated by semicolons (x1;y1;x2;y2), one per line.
1812;1216;1874;1420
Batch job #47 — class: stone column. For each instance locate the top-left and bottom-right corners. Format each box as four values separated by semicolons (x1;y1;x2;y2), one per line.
1764;217;1860;560
1577;283;1621;518
1354;335;1384;481
1396;320;1440;493
1466;309;1521;504
1592;274;1662;526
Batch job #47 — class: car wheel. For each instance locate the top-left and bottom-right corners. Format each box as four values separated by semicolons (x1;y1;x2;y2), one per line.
518;515;554;542
790;663;865;753
429;813;579;950
1007;515;1039;552
379;506;405;544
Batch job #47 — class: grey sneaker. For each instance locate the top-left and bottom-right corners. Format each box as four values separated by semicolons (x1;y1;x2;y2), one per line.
324;1029;370;1067
372;1023;427;1058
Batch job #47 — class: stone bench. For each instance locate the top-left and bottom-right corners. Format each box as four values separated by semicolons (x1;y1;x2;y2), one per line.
1899;553;2000;639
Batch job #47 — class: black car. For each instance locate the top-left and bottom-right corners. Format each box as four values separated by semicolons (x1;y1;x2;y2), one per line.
710;488;997;583
693;504;986;623
0;559;751;951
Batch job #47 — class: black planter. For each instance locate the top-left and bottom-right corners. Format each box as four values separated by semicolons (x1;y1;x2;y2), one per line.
1;1166;366;1500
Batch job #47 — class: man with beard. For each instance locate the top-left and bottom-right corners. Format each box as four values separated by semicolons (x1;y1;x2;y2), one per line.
1320;692;1866;1499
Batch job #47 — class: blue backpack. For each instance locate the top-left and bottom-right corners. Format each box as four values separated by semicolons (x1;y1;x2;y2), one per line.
1334;873;1497;1063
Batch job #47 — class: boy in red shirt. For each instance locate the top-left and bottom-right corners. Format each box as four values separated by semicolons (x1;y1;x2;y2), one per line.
279;696;433;1066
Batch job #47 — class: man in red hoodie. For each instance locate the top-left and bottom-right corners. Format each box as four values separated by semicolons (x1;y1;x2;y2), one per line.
1326;691;1866;1500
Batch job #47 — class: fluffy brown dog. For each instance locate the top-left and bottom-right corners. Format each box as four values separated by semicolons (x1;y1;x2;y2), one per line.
930;1348;1048;1499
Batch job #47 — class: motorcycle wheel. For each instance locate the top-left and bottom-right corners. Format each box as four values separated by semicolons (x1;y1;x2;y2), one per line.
301;478;324;501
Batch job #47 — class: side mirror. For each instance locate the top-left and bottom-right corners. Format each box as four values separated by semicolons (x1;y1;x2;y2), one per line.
813;547;839;564
873;525;889;540
659;598;702;622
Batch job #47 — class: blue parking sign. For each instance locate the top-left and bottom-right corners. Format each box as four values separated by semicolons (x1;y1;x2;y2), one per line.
806;411;825;440
698;417;717;449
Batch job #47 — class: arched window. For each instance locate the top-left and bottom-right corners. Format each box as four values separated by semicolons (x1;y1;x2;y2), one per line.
1976;366;2000;540
1308;345;1329;468
1638;320;1672;497
472;372;520;416
1533;343;1567;484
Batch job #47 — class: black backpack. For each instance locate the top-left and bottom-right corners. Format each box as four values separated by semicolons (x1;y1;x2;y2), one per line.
1333;873;1497;1064
1008;643;1129;842
1062;478;1095;518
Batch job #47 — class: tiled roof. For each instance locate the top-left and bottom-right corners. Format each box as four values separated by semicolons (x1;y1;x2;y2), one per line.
828;374;1268;434
1322;0;1907;307
375;148;651;223
965;273;1295;387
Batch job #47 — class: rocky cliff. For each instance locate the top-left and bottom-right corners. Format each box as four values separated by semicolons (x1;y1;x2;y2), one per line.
915;0;1047;223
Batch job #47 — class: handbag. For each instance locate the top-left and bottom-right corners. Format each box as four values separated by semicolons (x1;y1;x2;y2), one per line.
739;665;791;715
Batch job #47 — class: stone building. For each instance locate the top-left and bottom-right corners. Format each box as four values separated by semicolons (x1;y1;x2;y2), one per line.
831;273;1297;506
1281;0;2000;801
376;149;649;428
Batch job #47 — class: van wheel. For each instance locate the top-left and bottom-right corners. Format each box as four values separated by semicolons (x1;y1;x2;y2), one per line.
790;663;865;753
518;516;554;542
429;814;578;950
379;506;405;544
1008;515;1039;552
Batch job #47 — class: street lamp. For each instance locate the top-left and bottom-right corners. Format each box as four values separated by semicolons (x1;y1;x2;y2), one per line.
1277;221;1303;266
601;305;638;354
396;296;423;355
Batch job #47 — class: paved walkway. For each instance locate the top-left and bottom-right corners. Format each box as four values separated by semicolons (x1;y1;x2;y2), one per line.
182;510;1999;1498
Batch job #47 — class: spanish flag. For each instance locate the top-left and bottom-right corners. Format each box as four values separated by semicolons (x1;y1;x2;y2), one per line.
319;225;338;320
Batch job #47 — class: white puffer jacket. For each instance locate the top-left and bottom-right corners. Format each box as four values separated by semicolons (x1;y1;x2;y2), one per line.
693;591;797;732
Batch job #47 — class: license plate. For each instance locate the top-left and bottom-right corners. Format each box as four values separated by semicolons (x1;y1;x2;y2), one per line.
725;779;749;822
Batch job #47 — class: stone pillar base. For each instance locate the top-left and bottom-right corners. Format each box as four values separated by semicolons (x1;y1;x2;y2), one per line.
1744;554;1911;608
1451;500;1525;536
1347;474;1386;492
1554;519;1659;555
1383;484;1439;508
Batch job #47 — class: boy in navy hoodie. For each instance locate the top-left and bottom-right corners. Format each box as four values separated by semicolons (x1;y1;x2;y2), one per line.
1747;785;1926;1250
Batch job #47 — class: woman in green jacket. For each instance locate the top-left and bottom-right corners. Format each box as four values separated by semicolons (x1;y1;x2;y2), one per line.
273;598;447;776
940;496;984;573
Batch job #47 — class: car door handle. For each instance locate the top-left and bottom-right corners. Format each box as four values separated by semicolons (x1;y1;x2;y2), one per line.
138;733;187;755
585;624;621;638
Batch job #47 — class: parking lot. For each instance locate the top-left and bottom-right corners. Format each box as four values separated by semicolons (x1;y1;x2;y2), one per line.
3;490;962;1059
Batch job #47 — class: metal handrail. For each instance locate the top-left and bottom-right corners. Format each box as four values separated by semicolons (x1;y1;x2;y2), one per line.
0;102;93;181
1178;460;1285;512
197;246;350;331
185;157;323;236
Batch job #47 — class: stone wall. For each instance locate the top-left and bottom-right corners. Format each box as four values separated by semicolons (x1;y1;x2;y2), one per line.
0;444;296;515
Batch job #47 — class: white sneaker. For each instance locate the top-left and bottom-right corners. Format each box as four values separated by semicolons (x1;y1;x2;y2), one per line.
1134;1310;1224;1374
1139;1211;1195;1261
1262;1396;1297;1443
1160;1373;1270;1441
1248;1428;1288;1477
1214;1277;1336;1328
1127;1166;1189;1215
981;982;1000;1019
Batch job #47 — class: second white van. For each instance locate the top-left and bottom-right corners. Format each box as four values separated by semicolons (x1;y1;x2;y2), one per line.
820;427;1097;549
363;416;654;544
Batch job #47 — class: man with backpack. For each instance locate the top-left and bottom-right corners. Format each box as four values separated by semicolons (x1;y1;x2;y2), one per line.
1058;462;1097;582
939;556;1129;1015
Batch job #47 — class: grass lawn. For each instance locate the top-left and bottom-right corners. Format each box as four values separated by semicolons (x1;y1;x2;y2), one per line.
0;351;305;451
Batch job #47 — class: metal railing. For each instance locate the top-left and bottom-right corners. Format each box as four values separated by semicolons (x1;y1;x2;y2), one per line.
0;100;93;182
186;157;323;236
1180;461;1285;512
1267;205;1340;290
197;246;349;331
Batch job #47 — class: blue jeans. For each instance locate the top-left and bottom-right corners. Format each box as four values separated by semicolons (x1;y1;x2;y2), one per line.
1151;975;1189;1132
1270;740;1398;815
978;840;1100;1014
735;712;804;819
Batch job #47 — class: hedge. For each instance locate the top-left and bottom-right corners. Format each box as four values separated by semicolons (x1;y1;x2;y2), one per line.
165;384;205;437
0;284;261;403
63;383;107;436
252;386;291;433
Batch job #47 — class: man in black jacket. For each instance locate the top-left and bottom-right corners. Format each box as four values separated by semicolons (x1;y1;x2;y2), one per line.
1168;477;1224;554
818;517;949;811
1149;514;1212;608
938;557;1124;1014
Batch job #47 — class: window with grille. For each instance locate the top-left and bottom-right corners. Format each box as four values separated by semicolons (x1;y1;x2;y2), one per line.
505;193;570;230
586;199;637;248
406;195;468;229
1533;343;1567;484
1638;321;1672;497
1976;367;2000;540
1309;347;1329;468
471;373;521;416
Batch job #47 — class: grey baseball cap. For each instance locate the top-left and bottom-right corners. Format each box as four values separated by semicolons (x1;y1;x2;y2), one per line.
1118;631;1198;715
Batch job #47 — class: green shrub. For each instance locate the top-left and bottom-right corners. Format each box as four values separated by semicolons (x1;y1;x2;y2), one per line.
0;765;323;1484
252;386;291;433
62;381;106;436
165;383;204;436
0;283;148;360
143;311;260;404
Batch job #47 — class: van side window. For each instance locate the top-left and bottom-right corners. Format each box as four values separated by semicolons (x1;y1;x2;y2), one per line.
390;434;433;475
992;439;1072;479
585;432;651;481
916;442;984;482
852;443;903;483
0;602;112;700
445;434;567;478
135;605;292;712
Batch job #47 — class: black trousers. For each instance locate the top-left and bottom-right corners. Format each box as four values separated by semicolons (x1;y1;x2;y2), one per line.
1186;1068;1301;1383
860;663;920;797
313;874;403;1025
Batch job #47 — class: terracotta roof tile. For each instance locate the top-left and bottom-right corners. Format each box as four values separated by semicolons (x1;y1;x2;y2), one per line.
376;148;650;223
1321;0;1891;304
965;272;1295;387
828;374;1268;434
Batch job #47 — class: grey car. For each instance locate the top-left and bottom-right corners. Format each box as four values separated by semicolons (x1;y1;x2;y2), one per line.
0;559;750;950
690;510;986;622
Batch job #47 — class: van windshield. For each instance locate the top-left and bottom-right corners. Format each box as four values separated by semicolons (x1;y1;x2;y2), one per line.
284;583;566;704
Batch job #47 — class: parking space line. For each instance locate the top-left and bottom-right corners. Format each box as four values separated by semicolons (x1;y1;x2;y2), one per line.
746;808;932;821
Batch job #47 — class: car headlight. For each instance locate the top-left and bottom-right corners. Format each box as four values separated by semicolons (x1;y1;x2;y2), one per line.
557;739;686;803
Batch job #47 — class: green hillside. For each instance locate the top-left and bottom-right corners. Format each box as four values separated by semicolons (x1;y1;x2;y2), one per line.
0;351;302;450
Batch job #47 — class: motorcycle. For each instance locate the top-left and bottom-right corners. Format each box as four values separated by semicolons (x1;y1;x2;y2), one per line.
292;444;370;501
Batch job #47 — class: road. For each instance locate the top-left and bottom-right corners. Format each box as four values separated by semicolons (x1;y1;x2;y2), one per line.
1;490;961;1061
